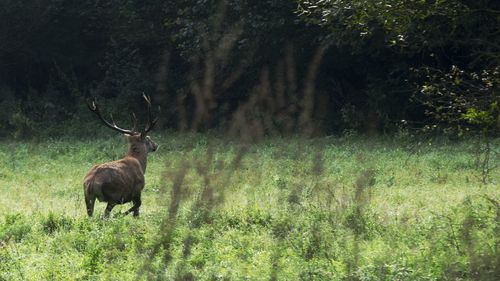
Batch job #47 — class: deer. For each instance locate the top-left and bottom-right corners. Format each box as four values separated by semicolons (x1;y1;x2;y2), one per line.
83;95;158;217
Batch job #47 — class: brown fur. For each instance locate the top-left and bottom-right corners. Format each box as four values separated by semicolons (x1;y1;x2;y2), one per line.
83;134;157;217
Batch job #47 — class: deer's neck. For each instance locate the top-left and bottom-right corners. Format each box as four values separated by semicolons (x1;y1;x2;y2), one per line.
127;144;148;173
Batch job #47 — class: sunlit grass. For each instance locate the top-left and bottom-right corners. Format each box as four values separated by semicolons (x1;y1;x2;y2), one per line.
0;134;498;280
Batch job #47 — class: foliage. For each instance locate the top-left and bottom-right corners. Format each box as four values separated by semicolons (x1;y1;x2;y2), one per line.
417;66;499;134
298;0;500;133
0;0;498;136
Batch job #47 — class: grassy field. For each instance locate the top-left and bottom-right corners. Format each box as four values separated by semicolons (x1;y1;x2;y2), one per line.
0;133;498;280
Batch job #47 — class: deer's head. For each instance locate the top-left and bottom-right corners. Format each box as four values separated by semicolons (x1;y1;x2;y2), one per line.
125;134;158;155
88;94;159;155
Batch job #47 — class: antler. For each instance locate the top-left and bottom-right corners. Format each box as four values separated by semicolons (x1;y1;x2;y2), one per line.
88;99;138;135
141;94;159;135
88;95;159;136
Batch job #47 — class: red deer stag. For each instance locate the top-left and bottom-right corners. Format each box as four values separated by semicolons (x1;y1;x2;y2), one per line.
83;95;158;217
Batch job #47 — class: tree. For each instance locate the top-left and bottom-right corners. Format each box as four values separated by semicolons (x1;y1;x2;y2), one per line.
297;0;500;133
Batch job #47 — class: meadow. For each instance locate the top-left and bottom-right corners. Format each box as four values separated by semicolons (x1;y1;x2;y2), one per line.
0;133;498;280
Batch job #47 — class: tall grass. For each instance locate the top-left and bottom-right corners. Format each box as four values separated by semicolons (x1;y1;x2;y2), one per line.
0;135;498;280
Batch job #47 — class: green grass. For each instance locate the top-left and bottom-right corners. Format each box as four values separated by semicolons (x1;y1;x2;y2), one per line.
0;133;498;280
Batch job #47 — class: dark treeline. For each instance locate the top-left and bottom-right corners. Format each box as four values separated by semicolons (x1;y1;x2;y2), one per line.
0;0;498;138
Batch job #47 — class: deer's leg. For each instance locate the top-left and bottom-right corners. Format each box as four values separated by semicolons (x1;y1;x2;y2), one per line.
85;193;95;217
104;202;116;218
132;194;142;217
125;194;142;217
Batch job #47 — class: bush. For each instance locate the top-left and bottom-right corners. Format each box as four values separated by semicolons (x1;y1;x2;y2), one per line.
0;214;32;243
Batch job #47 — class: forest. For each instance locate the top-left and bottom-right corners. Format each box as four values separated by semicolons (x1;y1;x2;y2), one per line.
0;1;499;280
0;0;497;137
